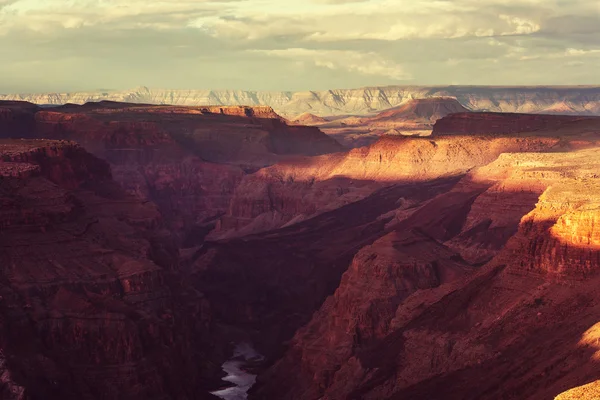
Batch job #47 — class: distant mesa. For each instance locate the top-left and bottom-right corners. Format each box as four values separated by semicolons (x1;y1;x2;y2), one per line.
3;85;600;118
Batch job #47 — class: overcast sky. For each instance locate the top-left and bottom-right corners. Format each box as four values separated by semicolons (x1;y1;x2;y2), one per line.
0;0;599;93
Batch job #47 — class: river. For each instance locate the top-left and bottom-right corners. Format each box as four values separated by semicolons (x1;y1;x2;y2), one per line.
210;343;264;400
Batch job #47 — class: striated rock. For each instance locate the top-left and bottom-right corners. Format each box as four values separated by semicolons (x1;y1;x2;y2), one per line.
1;101;342;242
193;177;461;359
254;146;600;400
0;140;217;399
213;135;560;239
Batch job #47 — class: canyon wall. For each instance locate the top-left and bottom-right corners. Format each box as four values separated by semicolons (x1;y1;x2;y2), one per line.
213;135;561;239
0;140;219;399
253;146;600;400
1;101;342;243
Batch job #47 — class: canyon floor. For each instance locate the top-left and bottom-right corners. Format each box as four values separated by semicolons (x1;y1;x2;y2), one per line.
1;98;600;399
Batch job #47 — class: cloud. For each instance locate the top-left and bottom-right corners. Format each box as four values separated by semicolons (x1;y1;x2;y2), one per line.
253;48;411;80
0;0;598;92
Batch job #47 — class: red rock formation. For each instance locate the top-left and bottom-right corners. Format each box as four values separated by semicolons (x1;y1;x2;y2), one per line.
193;178;462;356
0;140;218;399
214;135;560;239
253;147;600;400
5;101;600;400
0;101;343;242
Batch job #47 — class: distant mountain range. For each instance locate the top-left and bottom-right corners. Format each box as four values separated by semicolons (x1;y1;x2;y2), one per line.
2;85;600;117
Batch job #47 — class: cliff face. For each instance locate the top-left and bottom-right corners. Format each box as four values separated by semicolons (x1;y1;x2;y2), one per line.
254;146;600;400
3;86;600;117
193;177;462;358
0;140;217;399
213;135;560;239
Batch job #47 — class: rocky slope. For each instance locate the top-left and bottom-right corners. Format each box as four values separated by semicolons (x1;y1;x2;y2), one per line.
3;86;600;117
253;146;600;400
0;140;219;399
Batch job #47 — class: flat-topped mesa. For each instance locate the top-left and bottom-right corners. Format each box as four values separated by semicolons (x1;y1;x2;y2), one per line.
34;101;342;162
432;112;600;136
61;101;284;120
199;105;282;119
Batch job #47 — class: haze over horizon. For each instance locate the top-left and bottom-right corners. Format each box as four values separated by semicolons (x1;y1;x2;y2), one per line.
1;0;599;93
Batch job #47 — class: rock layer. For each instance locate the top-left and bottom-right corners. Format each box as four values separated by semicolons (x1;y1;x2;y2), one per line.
0;139;219;399
213;135;560;239
1;100;342;242
254;147;600;400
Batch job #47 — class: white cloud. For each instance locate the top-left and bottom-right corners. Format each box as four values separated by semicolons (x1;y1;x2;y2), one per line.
253;48;411;80
0;0;598;91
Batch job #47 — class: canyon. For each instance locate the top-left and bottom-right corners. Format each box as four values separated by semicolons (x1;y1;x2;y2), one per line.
0;101;342;244
2;97;600;399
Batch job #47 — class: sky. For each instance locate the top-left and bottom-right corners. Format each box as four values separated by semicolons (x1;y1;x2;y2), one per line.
0;0;599;93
